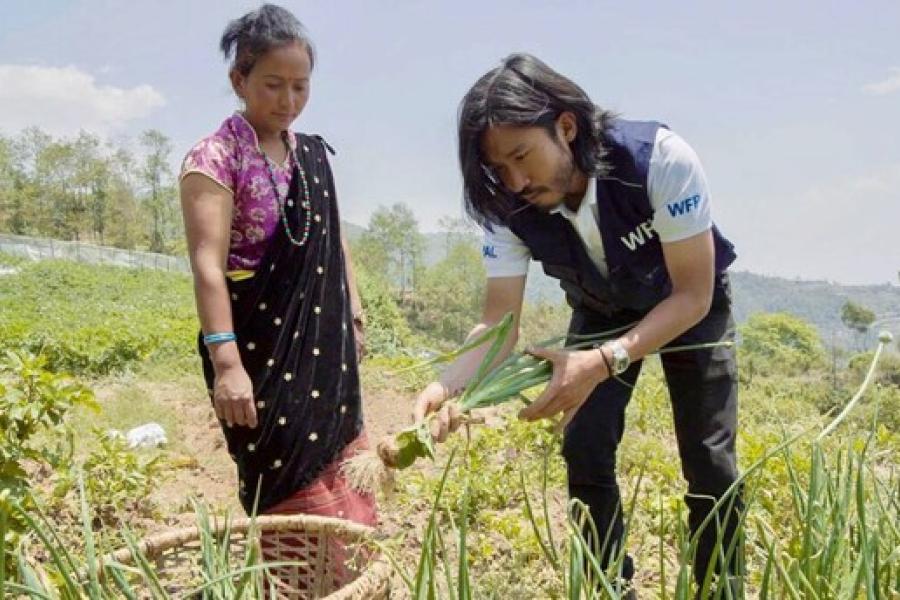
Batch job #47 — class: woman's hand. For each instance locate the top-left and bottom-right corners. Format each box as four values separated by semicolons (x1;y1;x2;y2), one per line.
412;381;462;442
213;364;257;428
352;317;366;362
517;347;610;430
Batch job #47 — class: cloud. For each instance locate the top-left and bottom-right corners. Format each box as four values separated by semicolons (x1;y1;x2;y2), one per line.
0;64;165;137
862;67;900;96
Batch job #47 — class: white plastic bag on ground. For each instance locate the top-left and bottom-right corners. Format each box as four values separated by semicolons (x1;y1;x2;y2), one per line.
126;423;167;448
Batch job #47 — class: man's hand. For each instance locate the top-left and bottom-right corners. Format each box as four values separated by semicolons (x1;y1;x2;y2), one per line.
213;364;258;428
412;381;462;442
518;346;610;430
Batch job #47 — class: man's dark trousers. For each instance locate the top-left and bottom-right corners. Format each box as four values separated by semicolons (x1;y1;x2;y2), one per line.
563;279;744;586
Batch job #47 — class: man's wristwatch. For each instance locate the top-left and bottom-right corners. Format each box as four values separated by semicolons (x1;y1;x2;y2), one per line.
602;340;631;375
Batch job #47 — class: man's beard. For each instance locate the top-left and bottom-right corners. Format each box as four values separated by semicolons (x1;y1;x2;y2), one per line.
522;152;579;213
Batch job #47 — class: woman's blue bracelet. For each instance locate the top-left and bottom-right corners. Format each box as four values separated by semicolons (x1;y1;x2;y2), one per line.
203;332;237;345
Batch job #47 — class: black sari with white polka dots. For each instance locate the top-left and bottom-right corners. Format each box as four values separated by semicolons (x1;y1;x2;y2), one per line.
198;134;363;514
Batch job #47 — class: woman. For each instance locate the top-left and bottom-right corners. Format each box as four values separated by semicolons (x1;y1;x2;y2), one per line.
179;4;376;531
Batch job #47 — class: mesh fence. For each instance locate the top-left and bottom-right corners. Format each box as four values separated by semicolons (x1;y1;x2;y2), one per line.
0;234;190;273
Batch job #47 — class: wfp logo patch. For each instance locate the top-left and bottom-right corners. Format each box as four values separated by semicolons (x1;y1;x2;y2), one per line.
482;245;498;259
666;194;702;217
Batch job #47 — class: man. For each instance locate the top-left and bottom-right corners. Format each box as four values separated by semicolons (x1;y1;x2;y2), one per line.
413;53;743;593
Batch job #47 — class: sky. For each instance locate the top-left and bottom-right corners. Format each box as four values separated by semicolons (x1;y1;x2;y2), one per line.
1;0;898;285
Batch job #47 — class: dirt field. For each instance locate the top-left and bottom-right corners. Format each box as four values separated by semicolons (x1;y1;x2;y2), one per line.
94;369;421;535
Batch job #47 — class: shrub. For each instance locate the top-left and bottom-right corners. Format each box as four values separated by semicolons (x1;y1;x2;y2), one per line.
739;312;826;377
0;351;96;573
356;267;414;355
52;429;164;525
0;258;196;376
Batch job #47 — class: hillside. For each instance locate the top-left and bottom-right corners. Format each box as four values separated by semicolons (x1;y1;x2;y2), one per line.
729;271;899;347
6;222;897;350
404;226;900;348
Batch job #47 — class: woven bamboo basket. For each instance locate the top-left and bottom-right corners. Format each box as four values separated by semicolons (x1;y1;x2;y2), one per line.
101;514;391;599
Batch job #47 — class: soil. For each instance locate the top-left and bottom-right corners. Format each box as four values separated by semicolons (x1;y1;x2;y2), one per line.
94;369;420;535
49;367;650;597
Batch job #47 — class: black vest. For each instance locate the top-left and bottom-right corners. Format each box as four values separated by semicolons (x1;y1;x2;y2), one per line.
506;120;736;315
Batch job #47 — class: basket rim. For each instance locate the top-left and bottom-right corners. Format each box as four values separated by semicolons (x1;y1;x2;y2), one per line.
106;513;377;566
89;513;391;598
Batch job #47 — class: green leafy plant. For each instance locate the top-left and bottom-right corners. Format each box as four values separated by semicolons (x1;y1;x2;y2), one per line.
3;480;305;599
0;352;95;506
0;350;96;576
0;259;197;376
365;313;732;474
52;428;165;525
377;331;897;598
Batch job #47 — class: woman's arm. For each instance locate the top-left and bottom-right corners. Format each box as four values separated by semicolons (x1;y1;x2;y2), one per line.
180;173;257;428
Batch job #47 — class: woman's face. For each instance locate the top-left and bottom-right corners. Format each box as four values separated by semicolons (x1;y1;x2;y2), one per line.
232;41;312;140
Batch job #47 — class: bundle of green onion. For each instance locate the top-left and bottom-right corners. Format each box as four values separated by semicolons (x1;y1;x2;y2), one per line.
341;312;732;491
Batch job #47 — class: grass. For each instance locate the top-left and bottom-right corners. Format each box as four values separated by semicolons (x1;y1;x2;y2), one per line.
3;252;898;597
69;385;181;451
4;482;340;599
0;256;197;377
377;334;899;598
8;340;898;597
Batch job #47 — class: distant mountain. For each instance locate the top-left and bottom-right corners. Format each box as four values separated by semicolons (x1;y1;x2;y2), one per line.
341;220;366;240
729;271;899;347
345;221;900;348
519;268;900;349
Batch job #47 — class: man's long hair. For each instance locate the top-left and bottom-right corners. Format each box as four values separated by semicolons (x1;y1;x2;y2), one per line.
458;53;615;229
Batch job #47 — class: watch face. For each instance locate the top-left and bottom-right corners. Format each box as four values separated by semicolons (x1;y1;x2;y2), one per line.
601;341;630;375
610;342;629;374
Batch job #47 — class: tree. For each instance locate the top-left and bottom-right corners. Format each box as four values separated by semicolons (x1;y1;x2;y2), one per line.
34;138;80;238
841;301;876;334
352;232;391;280
14;127;52;175
0;131;39;235
1;128;109;242
0;134;16;229
0;127;182;252
139;130;179;253
436;215;478;259
10;128;51;235
358;203;424;299
841;300;876;351
739;312;826;377
354;265;414;354
106;146;143;249
411;241;485;343
71;132;111;244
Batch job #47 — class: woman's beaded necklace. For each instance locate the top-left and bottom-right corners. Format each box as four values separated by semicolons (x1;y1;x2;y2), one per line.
263;132;313;248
